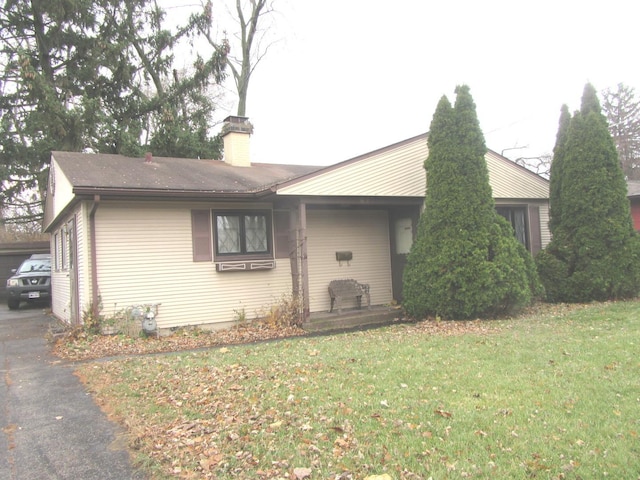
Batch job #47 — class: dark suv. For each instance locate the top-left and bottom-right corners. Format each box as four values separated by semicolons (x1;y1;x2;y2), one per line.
6;254;51;310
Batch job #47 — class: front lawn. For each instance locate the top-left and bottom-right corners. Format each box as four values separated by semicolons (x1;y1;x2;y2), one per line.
76;301;640;479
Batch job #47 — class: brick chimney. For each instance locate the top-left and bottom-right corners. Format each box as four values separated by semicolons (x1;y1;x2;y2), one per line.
221;116;253;167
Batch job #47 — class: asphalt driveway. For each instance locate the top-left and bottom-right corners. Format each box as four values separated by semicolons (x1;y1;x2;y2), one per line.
0;304;144;479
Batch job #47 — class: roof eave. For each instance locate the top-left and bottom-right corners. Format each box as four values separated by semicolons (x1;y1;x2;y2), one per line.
71;186;274;200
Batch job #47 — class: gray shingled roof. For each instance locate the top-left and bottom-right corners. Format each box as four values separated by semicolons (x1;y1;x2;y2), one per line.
51;151;322;194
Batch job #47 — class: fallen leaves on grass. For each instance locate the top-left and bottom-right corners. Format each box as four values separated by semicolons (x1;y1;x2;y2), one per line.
72;300;610;479
56;317;503;362
403;318;503;337
79;356;367;478
434;408;453;418
293;467;312;479
53;322;306;361
53;302;591;361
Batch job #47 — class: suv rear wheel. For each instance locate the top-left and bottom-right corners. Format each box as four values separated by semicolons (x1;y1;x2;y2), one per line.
7;298;20;310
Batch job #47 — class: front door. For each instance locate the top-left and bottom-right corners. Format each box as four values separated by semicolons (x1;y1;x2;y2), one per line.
389;209;418;303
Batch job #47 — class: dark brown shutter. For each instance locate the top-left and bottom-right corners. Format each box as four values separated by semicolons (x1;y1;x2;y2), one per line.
274;211;290;259
528;205;542;255
191;210;212;262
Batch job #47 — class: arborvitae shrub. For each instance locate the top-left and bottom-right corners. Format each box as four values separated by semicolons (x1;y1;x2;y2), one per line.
537;84;640;302
402;86;540;320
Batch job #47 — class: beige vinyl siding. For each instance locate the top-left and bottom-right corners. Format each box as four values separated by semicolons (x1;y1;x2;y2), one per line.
277;138;549;201
50;205;84;323
75;205;89;317
48;158;75;225
306;209;392;312
51;258;71;322
538;202;551;248
485;152;549;199
278;137;427;197
93;203;293;329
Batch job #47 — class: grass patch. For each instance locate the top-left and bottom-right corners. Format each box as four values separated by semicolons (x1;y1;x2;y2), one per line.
77;301;640;479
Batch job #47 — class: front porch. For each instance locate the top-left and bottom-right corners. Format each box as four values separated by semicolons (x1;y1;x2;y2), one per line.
302;305;405;333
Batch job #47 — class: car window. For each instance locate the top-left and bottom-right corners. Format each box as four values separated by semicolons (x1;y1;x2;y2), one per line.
17;259;51;274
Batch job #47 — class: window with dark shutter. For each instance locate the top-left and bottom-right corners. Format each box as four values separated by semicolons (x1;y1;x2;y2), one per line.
191;210;212;262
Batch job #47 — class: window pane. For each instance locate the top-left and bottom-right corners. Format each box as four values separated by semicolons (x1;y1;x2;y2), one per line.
217;215;241;253
394;218;413;254
67;220;75;269
245;215;268;252
514;209;526;245
61;228;68;269
497;207;527;248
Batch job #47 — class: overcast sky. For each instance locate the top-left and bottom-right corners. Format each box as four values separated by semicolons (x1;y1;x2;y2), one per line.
166;0;639;166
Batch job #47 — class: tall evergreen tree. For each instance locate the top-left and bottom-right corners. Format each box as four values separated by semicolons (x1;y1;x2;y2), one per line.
403;85;540;320
536;83;640;302
0;0;228;229
548;105;571;232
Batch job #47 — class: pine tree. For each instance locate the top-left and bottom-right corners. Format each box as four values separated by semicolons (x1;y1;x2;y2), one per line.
0;0;228;228
548;105;571;232
536;84;640;302
403;85;540;320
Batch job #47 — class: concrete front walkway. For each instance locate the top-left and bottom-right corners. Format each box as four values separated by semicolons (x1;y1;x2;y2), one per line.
0;304;144;480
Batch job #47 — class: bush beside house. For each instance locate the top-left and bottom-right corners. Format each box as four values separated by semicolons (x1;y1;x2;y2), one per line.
537;84;640;302
402;86;541;320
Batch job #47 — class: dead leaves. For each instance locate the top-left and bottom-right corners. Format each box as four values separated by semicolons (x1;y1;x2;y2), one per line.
434;408;453;418
53;301;596;363
53;321;306;361
70;300;629;478
401;318;504;338
293;467;312;479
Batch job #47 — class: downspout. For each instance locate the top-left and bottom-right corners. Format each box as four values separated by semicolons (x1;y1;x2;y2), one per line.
89;195;100;319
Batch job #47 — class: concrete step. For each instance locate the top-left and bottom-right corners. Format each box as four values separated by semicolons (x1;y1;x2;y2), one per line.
303;306;404;333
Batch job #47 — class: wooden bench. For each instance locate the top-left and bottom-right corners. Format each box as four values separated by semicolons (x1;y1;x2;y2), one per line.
328;279;371;314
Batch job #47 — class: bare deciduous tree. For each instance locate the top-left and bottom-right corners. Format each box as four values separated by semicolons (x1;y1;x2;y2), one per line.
230;0;275;116
602;83;640;179
196;0;276;117
501;146;551;179
514;154;552;178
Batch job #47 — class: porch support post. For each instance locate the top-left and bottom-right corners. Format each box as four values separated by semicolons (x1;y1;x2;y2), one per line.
289;209;299;297
299;202;310;320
